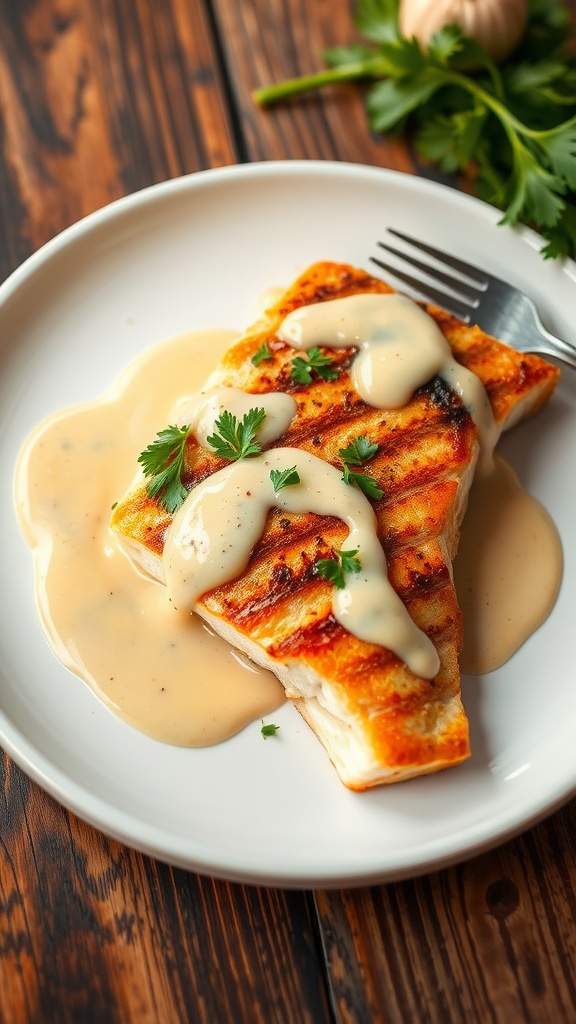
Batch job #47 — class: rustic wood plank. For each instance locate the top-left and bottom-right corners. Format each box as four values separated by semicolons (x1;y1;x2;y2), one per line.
0;755;332;1023
314;800;576;1024
0;0;236;282
212;0;420;170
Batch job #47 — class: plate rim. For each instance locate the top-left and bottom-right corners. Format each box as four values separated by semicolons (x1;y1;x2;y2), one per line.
2;159;575;887
0;158;550;305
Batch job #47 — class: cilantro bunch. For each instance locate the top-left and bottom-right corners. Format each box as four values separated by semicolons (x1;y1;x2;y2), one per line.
254;0;576;259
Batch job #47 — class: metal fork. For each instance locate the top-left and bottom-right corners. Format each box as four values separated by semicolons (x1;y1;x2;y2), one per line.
370;229;576;371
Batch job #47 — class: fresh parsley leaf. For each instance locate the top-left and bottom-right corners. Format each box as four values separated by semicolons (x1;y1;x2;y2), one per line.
342;464;384;499
270;466;301;492
325;43;376;67
261;720;280;739
505;58;569;97
252;342;273;366
290;357;314;385
339;435;384;499
367;70;445;132
206;408;266;461
340;548;362;575
339;435;379;466
544;121;576;188
540;203;576;259
315;557;345;589
500;146;566;229
417;108;488;174
354;0;400;45
315;548;362;589
138;424;190;514
290;347;339;385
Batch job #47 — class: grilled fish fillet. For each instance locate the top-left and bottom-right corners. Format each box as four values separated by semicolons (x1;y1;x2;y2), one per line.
111;262;559;789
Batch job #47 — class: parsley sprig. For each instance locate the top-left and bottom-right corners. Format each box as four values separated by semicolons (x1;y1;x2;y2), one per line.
270;466;301;491
339;435;384;500
340;436;378;465
254;0;576;259
252;342;273;366
261;720;280;738
206;408;266;461
138;424;190;514
315;548;362;589
291;347;339;385
137;406;276;510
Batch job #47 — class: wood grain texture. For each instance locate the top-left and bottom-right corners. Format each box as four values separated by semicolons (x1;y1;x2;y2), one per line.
212;0;421;170
0;0;236;283
0;757;331;1023
314;802;576;1024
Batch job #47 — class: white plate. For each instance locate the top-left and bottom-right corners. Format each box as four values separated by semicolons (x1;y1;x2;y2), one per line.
1;161;575;888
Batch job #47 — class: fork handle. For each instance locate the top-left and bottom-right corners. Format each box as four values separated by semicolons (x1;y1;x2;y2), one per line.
518;299;576;372
530;324;576;371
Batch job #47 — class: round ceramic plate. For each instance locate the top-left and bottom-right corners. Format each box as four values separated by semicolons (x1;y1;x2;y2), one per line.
1;162;575;888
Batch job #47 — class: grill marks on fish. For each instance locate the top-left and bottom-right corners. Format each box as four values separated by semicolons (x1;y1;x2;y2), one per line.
202;510;458;691
120;363;476;565
111;261;560;787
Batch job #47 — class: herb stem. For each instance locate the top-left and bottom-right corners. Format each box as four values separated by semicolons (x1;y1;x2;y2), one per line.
251;6;576;257
255;59;576;145
530;113;576;143
439;69;576;143
253;57;386;106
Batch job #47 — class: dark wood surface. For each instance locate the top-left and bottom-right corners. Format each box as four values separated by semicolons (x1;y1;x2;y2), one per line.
1;1;575;1021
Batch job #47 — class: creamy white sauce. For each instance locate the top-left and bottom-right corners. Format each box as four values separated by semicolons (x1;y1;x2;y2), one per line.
174;386;297;448
278;293;498;471
15;289;564;750
15;330;286;746
162;290;500;682
164;448;440;679
454;455;563;673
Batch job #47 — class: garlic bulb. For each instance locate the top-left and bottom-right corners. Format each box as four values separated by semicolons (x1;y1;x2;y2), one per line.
399;0;528;63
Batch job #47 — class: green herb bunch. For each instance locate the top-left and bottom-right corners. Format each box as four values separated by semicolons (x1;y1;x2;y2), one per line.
254;0;576;259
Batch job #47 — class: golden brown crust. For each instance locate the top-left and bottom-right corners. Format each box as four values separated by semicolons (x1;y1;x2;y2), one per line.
111;261;559;789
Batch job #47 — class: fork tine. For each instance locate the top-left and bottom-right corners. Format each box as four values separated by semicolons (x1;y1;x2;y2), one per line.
371;230;576;371
387;229;488;287
369;255;474;322
376;242;482;306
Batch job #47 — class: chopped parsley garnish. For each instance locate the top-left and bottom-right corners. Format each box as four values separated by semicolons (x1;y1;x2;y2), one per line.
315;548;362;589
339;436;378;466
290;346;339;385
341;465;384;499
261;720;280;739
137;423;190;513
339;435;384;500
270;466;301;492
252;342;273;366
206;407;266;461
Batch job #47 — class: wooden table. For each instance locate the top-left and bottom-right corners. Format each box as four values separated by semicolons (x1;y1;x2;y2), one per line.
1;2;575;1021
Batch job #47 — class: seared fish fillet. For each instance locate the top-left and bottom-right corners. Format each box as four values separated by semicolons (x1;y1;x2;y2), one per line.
111;262;559;790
